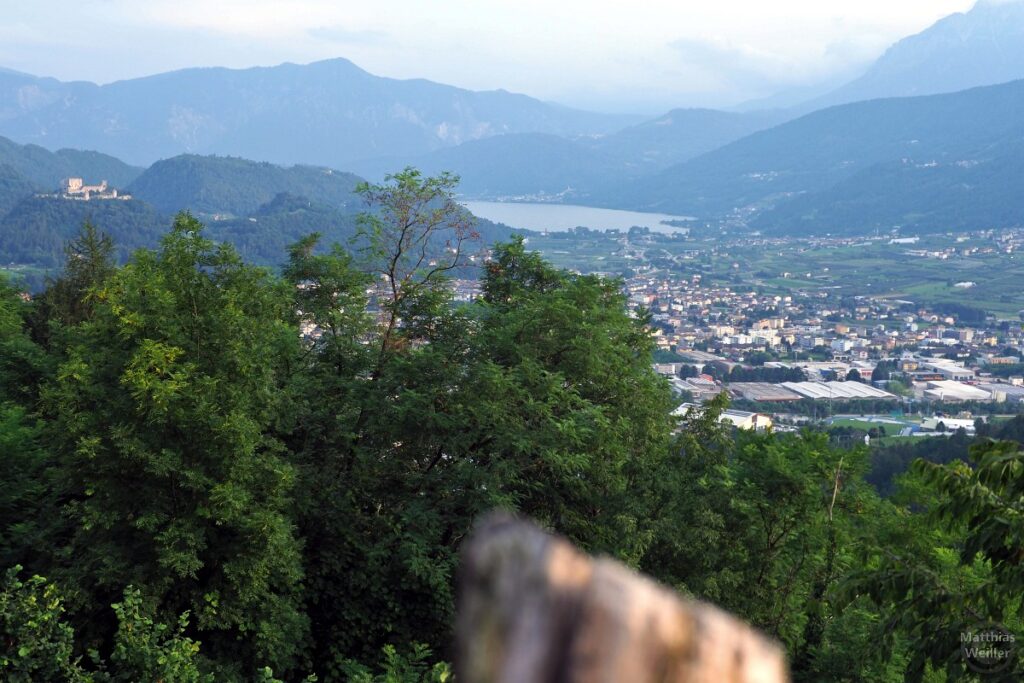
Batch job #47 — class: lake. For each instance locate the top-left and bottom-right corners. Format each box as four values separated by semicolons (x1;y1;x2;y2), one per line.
463;201;692;234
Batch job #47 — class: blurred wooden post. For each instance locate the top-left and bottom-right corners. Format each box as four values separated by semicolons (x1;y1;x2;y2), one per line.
456;513;789;683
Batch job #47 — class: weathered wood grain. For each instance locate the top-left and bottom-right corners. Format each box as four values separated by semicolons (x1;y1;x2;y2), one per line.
457;513;789;683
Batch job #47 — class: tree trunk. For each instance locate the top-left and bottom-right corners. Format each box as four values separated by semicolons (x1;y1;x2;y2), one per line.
457;513;789;683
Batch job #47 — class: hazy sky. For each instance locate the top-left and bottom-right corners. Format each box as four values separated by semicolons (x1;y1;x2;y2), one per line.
0;0;988;113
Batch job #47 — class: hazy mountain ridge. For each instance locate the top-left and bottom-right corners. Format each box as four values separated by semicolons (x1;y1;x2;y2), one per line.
0;57;790;202
355;108;788;200
811;0;1024;108
608;79;1024;222
0;59;639;168
3;1;1024;246
353;133;622;198
592;108;786;171
343;0;1024;205
754;141;1024;235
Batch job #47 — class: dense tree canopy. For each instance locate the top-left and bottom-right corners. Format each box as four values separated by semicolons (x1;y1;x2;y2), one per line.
45;215;307;677
1;170;1021;682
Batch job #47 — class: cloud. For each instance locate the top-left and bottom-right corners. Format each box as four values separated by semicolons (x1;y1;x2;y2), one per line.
307;26;387;45
0;0;982;111
665;30;891;99
667;37;826;94
669;37;795;82
132;1;374;38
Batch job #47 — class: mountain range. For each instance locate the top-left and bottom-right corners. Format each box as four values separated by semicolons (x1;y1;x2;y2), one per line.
0;56;786;202
352;108;787;199
357;0;1024;208
0;58;636;169
808;0;1024;109
754;141;1024;235
609;79;1024;223
2;0;1024;256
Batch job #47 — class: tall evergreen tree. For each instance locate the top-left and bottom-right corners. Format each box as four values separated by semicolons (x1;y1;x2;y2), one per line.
29;221;117;348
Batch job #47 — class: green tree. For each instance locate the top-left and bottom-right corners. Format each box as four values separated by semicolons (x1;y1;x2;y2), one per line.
338;644;451;683
355;167;478;372
638;409;904;681
101;588;211;683
872;361;894;382
842;440;1024;681
886;378;911;396
0;273;49;405
283;172;481;674
0;274;52;572
28;221;117;347
288;214;674;676
473;236;676;558
0;404;49;571
2;566;231;683
1;566;89;683
677;364;699;379
46;213;307;679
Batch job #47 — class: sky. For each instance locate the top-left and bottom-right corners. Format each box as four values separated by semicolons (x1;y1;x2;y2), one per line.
0;0;987;113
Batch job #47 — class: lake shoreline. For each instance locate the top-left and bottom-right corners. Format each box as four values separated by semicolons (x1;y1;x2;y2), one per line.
463;200;694;235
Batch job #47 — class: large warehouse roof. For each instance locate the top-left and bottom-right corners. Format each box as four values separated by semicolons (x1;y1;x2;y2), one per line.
923;380;990;401
780;381;897;400
729;383;803;402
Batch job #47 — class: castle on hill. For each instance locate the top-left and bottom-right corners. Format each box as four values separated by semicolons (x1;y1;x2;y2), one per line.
59;177;131;201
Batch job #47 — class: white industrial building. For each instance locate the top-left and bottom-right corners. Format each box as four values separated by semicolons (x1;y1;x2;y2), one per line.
919;360;976;381
976;383;1024;403
673;403;773;431
922;380;991;402
780;381;897;401
921;416;981;433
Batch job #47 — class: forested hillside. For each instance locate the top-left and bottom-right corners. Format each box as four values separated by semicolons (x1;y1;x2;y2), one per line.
755;142;1024;235
0;137;156;273
0;136;141;189
610;78;1024;225
0;164;36;217
1;171;1021;682
128;155;363;216
0;150;516;274
0;196;164;267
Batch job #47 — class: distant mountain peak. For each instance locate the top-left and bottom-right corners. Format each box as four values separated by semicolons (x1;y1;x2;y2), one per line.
812;0;1024;107
0;59;639;168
